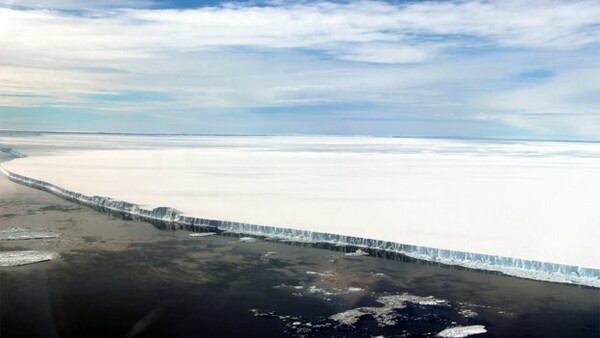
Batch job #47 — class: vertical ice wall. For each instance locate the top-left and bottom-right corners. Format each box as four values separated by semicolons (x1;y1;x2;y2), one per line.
1;165;598;288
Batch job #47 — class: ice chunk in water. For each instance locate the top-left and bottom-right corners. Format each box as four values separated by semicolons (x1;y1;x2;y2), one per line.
436;325;487;337
0;250;58;266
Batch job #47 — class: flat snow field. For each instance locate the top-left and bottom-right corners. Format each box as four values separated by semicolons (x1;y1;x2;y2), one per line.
2;135;600;269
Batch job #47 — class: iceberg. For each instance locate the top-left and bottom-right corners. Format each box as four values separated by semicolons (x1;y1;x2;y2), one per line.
1;135;599;288
1;165;599;287
436;325;487;338
0;227;58;240
0;250;58;267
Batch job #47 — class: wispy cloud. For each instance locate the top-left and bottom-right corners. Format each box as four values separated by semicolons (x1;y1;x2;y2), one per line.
0;0;599;138
3;1;599;62
1;0;159;10
478;68;600;137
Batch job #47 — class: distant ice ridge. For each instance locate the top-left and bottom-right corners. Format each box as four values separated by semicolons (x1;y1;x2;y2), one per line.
1;166;598;288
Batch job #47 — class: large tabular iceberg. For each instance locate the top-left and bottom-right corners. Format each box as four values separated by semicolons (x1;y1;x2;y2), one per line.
1;135;599;287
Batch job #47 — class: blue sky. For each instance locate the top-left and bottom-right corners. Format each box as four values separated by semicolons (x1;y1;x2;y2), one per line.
0;0;599;139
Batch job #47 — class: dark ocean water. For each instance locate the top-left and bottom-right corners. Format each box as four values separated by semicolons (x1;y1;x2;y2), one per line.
1;231;598;338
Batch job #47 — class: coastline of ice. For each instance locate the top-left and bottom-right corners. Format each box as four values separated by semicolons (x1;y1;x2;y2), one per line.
1;136;599;287
0;164;599;287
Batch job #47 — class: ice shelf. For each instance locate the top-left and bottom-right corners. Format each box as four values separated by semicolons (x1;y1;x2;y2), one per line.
1;165;598;287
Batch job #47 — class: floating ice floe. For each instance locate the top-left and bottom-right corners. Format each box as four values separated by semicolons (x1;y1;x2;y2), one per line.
436;325;487;337
275;283;365;298
189;232;217;237
347;287;364;292
249;309;332;335
330;293;448;326
345;249;369;256
458;308;479;318
0;250;59;266
238;237;257;243
307;286;334;296
306;270;336;277
0;227;58;240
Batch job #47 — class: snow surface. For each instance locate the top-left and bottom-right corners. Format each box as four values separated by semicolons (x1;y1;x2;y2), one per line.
2;135;600;270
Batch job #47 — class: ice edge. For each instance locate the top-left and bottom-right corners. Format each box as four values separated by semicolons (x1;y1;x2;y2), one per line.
1;165;598;288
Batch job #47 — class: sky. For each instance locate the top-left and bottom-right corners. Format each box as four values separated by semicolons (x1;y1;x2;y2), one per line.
0;0;599;139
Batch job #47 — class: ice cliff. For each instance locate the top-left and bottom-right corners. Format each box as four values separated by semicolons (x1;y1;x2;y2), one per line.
0;165;598;288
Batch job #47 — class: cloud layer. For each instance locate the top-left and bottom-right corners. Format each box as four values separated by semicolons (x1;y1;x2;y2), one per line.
0;0;599;138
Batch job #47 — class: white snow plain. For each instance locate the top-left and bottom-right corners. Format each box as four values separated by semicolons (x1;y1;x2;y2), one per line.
2;135;599;270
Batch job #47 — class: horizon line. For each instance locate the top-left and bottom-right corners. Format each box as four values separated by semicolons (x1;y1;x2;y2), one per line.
0;129;598;144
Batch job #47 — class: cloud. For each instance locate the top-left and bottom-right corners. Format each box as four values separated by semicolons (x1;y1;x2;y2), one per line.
477;68;600;138
1;0;159;10
2;0;599;64
0;0;599;138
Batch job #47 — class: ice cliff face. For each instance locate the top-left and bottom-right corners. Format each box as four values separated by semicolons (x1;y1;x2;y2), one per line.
1;165;598;288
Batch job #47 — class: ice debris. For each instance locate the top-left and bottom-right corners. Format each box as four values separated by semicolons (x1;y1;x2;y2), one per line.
306;270;335;277
436;325;487;337
275;283;365;298
0;227;58;240
188;232;217;237
345;249;369;256
249;309;332;335
238;237;257;243
458;308;479;318
330;293;448;326
0;250;58;266
347;287;364;292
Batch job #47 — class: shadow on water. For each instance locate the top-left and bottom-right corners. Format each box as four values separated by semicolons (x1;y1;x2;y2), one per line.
91;204;599;290
0;220;323;336
77;202;440;262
